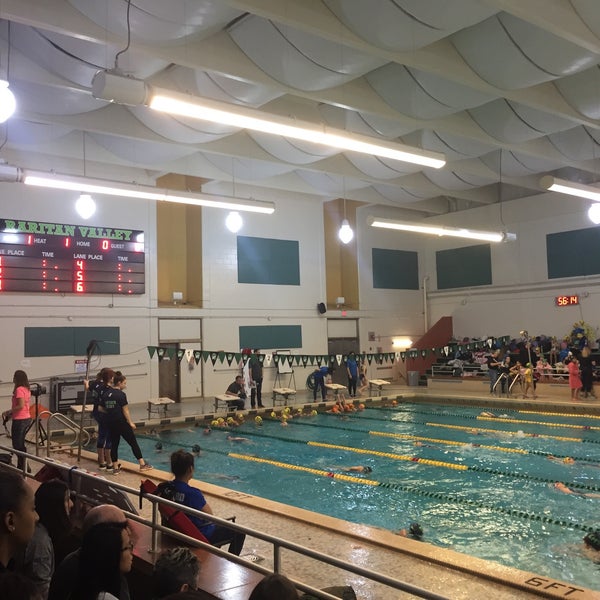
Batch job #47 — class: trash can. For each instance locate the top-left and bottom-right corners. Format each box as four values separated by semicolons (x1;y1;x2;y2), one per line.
408;371;420;386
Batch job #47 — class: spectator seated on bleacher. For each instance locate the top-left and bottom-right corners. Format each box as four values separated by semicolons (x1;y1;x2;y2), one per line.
153;450;245;556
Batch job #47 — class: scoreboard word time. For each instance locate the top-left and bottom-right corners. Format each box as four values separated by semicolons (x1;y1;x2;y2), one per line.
0;218;145;294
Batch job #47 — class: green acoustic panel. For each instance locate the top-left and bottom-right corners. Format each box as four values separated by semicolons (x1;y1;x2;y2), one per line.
239;325;302;350
372;248;419;289
547;227;600;279
24;327;120;357
237;236;300;285
436;244;492;290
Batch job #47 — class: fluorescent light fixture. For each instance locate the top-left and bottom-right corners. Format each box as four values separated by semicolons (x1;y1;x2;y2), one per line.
540;175;600;202
91;71;445;169
588;204;600;224
23;171;275;214
368;216;516;242
338;218;354;244
0;80;16;123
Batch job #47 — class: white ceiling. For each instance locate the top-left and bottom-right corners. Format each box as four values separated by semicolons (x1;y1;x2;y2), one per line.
3;0;600;219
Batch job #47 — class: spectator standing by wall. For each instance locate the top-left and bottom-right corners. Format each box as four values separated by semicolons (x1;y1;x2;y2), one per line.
249;350;264;409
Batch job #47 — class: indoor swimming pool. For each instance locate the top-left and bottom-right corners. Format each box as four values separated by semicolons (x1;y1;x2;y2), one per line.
117;402;600;590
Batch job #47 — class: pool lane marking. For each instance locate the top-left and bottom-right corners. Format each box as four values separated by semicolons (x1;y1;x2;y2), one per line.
426;422;585;442
369;431;528;454
228;452;595;534
228;453;379;485
476;415;600;430
518;410;600;420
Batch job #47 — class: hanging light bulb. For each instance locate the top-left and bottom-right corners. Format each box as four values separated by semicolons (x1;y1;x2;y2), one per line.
75;194;96;219
0;80;15;123
588;203;600;225
225;211;243;233
338;218;354;244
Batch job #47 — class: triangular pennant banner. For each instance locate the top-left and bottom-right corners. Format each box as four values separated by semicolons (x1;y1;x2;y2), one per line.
395;352;401;361
217;351;225;364
400;351;406;361
294;355;302;366
226;352;235;366
336;354;343;366
209;352;218;366
420;349;427;358
157;347;166;362
302;355;309;367
147;346;156;359
366;354;373;365
194;350;202;365
265;353;273;366
184;349;193;363
273;355;280;366
443;346;449;357
202;351;210;363
166;347;176;359
241;354;250;364
176;349;185;363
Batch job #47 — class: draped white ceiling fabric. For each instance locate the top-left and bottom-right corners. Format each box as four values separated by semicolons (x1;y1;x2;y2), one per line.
2;0;600;216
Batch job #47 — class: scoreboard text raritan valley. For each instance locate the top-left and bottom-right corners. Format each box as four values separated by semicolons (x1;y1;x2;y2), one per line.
0;219;145;294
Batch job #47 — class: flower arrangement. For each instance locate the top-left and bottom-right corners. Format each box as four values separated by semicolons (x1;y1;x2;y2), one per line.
565;320;596;350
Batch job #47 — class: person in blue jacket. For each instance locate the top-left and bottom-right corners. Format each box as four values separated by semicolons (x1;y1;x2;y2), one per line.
313;365;333;402
346;352;359;398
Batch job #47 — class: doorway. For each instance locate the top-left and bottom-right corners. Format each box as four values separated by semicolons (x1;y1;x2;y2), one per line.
327;337;359;386
158;342;181;402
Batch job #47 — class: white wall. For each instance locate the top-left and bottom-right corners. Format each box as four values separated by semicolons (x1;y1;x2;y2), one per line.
3;183;595;406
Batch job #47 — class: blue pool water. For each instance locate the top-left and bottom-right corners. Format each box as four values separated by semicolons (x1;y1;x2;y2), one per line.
119;402;600;590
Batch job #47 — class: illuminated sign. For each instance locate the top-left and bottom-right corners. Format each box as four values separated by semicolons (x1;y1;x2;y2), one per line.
0;218;145;294
555;295;579;307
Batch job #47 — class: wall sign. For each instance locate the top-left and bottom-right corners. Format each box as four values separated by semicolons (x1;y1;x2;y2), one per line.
0;218;145;294
555;295;579;306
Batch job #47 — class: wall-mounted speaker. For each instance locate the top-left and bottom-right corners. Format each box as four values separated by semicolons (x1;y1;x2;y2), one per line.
317;302;327;314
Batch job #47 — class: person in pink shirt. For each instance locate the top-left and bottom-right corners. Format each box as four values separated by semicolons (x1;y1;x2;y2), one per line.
2;370;32;471
566;357;582;402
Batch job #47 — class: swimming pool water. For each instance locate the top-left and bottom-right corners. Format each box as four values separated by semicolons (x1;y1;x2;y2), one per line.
119;402;600;590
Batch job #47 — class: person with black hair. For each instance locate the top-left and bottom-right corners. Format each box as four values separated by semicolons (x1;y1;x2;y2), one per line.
0;470;38;573
153;547;200;598
19;479;78;598
86;368;115;471
249;349;264;409
312;366;332;402
103;373;152;473
163;450;245;555
583;529;600;560
224;376;246;411
2;370;32;471
249;573;299;600
70;521;132;600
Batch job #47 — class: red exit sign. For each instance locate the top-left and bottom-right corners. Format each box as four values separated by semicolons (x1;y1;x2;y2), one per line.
555;295;579;306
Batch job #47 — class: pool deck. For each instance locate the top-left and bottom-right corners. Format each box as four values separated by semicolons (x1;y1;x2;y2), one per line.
51;383;600;599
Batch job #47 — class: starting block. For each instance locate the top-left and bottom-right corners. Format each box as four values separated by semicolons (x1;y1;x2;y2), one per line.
272;387;296;405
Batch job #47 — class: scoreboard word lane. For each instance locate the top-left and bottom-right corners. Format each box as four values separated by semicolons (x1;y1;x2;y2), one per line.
0;219;145;294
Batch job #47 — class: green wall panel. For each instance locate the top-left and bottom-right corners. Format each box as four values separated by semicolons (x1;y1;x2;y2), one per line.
24;327;120;357
372;248;419;289
436;244;492;289
547;227;600;279
239;325;302;350
237;236;300;285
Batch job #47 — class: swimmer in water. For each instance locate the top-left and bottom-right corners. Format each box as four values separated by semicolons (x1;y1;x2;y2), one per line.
227;435;251;443
554;482;600;498
396;522;423;540
329;466;372;474
583;529;600;561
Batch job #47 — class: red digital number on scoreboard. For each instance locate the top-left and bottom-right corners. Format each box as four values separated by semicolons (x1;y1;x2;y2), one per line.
555;295;579;306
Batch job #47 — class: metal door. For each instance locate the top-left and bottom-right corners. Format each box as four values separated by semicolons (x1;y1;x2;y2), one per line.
327;337;359;386
158;342;181;402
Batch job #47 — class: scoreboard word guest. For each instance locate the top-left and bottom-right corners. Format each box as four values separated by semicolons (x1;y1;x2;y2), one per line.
0;218;145;294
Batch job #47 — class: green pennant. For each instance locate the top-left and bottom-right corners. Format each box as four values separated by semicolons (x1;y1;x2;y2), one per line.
226;352;235;366
147;346;156;359
234;353;242;364
202;351;210;363
302;355;309;367
273;355;280;365
400;351;406;361
193;350;202;365
294;355;301;366
309;356;316;366
242;354;250;364
420;349;427;358
209;352;218;366
176;349;185;362
217;351;225;364
366;354;373;364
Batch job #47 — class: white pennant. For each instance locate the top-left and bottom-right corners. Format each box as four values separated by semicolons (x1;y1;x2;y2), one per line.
443;346;449;356
487;338;493;348
184;348;194;362
336;354;343;365
265;353;273;366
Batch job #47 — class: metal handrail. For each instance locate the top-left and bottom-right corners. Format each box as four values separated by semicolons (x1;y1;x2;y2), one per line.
0;446;450;600
41;411;90;455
